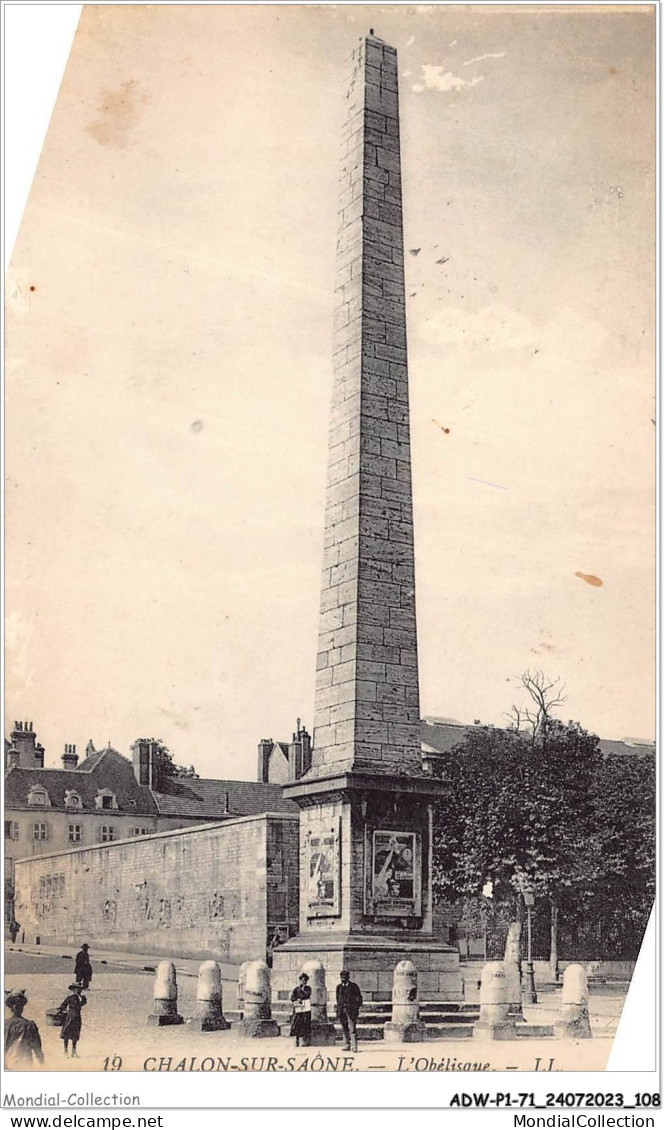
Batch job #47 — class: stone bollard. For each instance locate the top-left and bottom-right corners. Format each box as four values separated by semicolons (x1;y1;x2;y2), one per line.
473;962;516;1040
237;960;251;1020
300;960;337;1046
504;960;523;1019
188;961;230;1033
147;960;184;1027
384;960;427;1043
503;924;524;1017
236;960;280;1038
554;964;592;1039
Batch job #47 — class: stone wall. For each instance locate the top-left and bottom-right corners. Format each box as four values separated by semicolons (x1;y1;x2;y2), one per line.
13;813;299;965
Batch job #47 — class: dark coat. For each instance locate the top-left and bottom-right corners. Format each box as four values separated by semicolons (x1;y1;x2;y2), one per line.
336;980;363;1019
74;951;92;985
5;1017;43;1068
289;983;312;1038
59;993;86;1042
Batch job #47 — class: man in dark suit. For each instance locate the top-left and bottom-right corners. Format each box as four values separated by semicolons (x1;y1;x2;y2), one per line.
74;943;93;989
336;970;362;1052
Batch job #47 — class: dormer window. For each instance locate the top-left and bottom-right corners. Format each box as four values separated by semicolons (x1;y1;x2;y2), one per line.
27;785;50;807
64;790;82;809
94;789;117;811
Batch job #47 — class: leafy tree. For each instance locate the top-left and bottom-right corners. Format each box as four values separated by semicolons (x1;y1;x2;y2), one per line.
431;717;603;973
584;753;655;954
432;694;655;973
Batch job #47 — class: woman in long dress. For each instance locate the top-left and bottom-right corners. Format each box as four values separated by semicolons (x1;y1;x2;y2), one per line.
4;990;44;1069
289;972;312;1048
58;983;87;1058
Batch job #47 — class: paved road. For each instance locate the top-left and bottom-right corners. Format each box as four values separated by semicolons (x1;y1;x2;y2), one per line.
4;951;622;1075
5;951;146;976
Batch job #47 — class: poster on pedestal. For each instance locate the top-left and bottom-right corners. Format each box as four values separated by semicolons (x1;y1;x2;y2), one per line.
367;829;422;918
306;821;340;918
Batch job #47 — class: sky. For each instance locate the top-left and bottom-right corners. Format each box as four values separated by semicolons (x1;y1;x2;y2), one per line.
5;4;655;780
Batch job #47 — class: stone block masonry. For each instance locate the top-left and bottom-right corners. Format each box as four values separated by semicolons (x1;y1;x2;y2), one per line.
275;37;461;998
13;813;299;967
314;35;421;777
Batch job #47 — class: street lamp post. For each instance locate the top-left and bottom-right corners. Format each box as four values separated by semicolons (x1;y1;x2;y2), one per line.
522;890;538;1004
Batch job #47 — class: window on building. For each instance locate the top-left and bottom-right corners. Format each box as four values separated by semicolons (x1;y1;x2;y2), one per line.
95;790;117;811
131;826;149;836
4;821;19;841
27;786;49;807
33;822;48;842
65;791;82;809
68;824;82;843
99;825;116;843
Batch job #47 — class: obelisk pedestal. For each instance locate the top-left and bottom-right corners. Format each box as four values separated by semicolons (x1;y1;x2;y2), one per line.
272;33;461;1008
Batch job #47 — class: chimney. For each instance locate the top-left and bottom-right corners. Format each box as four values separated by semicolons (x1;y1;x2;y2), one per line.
132;738;157;787
257;738;273;783
62;743;78;770
10;720;43;768
300;725;312;776
6;748;20;771
288;719;311;781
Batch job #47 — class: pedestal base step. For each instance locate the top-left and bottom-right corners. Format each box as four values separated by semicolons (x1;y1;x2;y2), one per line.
424;1024;475;1040
588;979;630;995
187;1017;231;1033
223;1001;481;1042
233;1018;281;1039
515;1024;555;1039
264;1003;481;1042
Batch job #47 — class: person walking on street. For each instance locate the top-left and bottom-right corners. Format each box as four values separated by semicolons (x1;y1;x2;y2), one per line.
74;944;93;989
336;970;362;1053
4;990;44;1069
289;972;312;1048
58;983;87;1058
9;919;20;944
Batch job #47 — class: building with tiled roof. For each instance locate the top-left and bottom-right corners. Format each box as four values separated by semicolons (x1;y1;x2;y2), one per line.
3;722;297;921
419;717;655;771
153;776;297;820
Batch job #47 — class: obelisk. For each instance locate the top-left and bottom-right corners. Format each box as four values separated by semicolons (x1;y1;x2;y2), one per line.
311;33;422;780
272;34;461;1004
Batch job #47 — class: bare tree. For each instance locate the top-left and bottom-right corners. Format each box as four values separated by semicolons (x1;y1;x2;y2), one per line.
505;670;567;976
506;669;567;749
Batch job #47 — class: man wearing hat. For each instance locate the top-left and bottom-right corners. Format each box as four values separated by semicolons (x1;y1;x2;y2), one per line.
335;970;363;1053
74;943;93;990
5;990;44;1069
